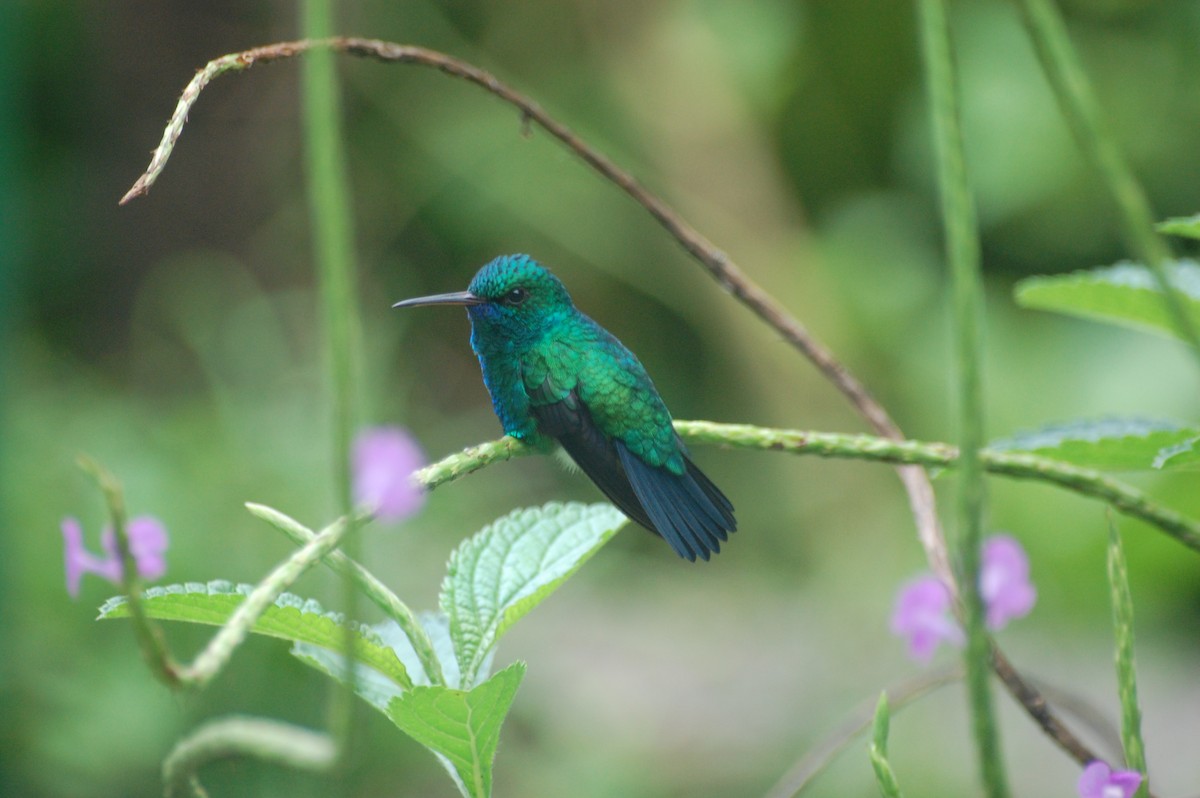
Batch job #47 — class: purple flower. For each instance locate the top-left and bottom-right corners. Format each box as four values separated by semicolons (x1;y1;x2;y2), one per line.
890;575;963;662
352;426;426;522
891;535;1037;660
63;515;169;598
980;535;1036;630
1077;760;1142;798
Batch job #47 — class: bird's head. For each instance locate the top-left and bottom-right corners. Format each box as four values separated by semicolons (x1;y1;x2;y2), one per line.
393;254;574;346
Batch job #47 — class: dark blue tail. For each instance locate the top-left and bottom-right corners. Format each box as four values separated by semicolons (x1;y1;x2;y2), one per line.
615;441;736;561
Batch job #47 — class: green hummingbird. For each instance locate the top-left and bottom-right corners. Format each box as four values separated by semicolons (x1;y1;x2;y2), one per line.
393;254;736;561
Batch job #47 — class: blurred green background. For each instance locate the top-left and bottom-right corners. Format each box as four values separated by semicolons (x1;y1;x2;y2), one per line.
4;1;1200;796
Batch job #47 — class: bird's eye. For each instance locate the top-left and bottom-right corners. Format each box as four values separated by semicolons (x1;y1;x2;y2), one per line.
502;287;528;306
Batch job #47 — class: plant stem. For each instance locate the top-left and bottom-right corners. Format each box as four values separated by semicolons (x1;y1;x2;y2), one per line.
411;422;1200;556
414;435;535;489
77;455;181;687
245;502;447;686
1014;0;1200;358
916;0;1007;792
299;0;362;777
181;515;355;686
77;460;375;695
162;715;335;798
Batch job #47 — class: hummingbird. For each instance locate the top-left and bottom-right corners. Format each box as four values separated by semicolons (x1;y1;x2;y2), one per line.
393;254;736;561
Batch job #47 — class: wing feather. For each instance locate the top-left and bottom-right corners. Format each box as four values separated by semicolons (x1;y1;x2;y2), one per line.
531;384;737;562
531;395;655;532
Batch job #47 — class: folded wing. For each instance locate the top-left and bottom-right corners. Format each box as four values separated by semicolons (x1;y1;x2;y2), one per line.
532;389;736;561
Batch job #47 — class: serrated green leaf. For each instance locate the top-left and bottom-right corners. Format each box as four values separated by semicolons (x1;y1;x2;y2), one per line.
1153;436;1200;469
100;581;411;689
1014;261;1200;340
986;418;1200;471
386;661;525;798
375;612;465;688
293;643;406;712
383;612;494;691
293;612;472;708
440;502;626;687
1157;215;1200;240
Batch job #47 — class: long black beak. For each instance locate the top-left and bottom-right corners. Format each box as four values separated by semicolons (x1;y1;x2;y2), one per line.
392;290;486;309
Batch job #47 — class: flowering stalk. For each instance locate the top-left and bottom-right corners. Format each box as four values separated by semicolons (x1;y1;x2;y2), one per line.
180;513;357;688
1106;516;1148;797
74;493;370;693
76;455;181;687
162;715;335;798
244;501;445;686
411;424;1200;555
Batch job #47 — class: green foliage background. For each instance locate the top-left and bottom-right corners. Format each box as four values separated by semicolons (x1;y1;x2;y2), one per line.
3;1;1200;796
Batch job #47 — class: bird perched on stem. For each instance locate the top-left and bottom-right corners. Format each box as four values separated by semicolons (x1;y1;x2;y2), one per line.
393;254;736;561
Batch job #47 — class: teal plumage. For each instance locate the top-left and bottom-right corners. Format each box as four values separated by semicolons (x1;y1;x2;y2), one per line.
394;254;736;561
